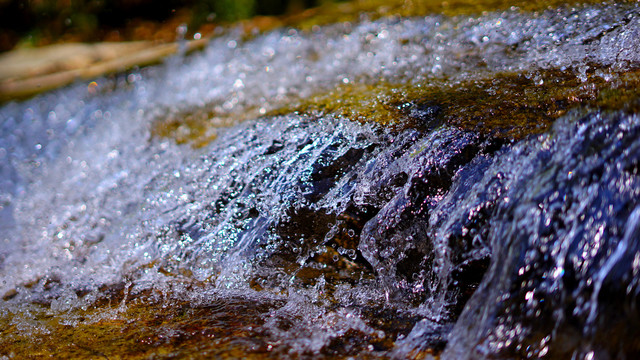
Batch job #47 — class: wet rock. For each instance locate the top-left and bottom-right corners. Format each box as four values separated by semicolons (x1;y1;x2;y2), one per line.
357;128;499;307
393;99;443;131
444;110;640;359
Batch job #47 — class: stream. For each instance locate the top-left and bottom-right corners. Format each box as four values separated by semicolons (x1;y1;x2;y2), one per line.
2;1;640;359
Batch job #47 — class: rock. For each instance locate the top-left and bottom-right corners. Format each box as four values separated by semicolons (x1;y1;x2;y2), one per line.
444;110;640;359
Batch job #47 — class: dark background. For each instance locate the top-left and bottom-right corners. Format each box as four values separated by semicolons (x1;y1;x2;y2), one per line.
0;0;338;52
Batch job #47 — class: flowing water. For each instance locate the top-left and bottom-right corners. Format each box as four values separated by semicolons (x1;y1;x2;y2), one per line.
1;1;640;359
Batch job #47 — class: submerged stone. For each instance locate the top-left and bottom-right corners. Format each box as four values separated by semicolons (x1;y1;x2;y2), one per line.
268;67;640;141
152;66;640;147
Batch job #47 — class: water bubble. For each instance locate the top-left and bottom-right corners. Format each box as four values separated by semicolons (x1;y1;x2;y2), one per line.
176;23;188;39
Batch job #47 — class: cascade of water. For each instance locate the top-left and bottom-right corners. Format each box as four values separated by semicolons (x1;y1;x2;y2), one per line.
1;2;640;358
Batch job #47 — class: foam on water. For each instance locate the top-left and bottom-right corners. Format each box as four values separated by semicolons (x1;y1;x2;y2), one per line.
1;2;640;358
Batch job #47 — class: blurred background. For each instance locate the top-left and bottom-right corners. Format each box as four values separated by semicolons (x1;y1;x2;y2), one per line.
0;0;343;52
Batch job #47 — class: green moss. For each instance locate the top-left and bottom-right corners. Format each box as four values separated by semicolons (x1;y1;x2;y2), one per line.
284;0;622;31
266;66;640;140
214;0;258;22
151;105;271;148
0;290;282;359
0;285;434;359
152;66;640;147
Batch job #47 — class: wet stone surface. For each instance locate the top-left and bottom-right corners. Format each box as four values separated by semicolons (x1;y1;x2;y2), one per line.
445;110;640;359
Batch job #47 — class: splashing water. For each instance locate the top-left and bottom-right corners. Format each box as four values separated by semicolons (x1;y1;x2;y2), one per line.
1;1;640;358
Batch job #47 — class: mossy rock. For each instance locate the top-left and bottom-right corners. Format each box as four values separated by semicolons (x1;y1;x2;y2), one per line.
153;66;640;146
